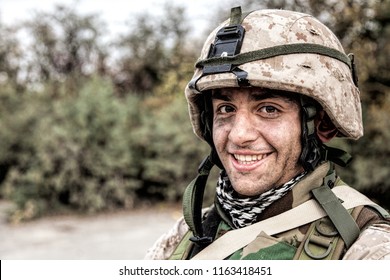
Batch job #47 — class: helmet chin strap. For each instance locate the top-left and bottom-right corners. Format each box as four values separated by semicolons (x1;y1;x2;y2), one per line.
200;93;224;169
299;96;322;171
299;96;353;171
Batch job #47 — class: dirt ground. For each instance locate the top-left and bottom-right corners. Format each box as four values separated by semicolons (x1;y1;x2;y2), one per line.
0;200;181;260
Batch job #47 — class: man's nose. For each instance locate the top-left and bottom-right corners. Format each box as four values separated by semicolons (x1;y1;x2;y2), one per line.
228;111;259;147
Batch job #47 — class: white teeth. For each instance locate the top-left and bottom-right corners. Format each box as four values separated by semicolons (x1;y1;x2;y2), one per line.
234;154;269;164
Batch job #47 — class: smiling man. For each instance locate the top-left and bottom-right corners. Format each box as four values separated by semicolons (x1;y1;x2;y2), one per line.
145;7;390;260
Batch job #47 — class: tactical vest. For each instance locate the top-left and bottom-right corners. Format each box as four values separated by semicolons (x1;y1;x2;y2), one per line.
169;162;389;260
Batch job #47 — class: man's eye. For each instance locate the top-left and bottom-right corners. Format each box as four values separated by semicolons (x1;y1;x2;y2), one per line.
218;105;235;113
260;106;278;114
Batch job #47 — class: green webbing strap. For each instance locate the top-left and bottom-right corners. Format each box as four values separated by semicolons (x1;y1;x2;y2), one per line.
323;145;352;167
366;204;390;219
229;7;258;28
196;43;352;70
229;6;242;25
182;156;214;242
311;174;360;248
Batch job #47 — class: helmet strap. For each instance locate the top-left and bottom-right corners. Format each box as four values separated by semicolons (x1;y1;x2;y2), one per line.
201;93;224;169
300;96;322;171
299;96;353;171
321;145;352;167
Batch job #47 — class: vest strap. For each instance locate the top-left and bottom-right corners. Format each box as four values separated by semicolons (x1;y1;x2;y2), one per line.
311;182;360;248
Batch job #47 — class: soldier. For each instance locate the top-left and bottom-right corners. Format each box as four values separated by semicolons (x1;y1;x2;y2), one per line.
145;6;390;260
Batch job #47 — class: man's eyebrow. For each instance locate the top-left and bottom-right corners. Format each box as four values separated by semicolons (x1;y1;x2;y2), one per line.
251;92;273;101
211;91;231;101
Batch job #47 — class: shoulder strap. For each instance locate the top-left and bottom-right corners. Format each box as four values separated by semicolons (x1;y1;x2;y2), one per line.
191;185;382;260
182;156;214;245
311;172;359;248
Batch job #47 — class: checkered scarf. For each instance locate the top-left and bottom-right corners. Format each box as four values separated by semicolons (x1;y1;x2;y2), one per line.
216;170;307;228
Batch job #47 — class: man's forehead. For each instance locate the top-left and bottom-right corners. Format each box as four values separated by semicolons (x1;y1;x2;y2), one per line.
211;88;299;103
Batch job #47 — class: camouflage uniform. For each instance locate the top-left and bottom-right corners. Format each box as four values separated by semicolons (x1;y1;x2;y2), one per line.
145;162;390;260
145;7;390;260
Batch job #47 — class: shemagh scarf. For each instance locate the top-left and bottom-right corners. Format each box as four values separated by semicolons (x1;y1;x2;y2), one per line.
216;170;307;228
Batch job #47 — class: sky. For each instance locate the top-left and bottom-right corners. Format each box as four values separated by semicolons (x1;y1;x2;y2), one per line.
0;0;230;38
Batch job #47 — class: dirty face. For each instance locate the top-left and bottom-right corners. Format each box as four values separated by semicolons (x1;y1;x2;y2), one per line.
212;88;304;197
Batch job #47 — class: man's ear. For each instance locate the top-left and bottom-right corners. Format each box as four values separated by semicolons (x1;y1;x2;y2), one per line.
315;110;338;143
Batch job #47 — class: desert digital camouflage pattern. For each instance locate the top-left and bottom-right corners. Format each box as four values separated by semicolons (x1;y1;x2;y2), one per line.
343;224;390;260
185;9;363;141
145;163;390;260
144;216;189;260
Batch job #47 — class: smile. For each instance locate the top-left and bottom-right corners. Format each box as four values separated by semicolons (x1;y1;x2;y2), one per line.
233;153;271;165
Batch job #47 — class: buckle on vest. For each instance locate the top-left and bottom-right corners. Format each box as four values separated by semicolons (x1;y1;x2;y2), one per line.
303;218;338;259
189;235;213;246
304;235;333;260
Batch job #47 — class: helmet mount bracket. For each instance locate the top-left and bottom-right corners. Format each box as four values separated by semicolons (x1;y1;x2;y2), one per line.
203;7;249;86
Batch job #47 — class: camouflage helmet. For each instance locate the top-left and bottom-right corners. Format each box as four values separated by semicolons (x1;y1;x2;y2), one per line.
185;7;363;145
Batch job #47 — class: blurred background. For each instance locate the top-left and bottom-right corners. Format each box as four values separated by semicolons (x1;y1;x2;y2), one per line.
0;0;389;259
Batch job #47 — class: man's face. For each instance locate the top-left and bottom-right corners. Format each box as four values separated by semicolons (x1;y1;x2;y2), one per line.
212;88;304;197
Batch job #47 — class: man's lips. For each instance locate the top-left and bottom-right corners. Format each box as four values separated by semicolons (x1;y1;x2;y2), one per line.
230;152;272;171
233;153;271;164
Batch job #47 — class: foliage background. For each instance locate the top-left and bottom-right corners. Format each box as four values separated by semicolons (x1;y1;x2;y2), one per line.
0;0;389;222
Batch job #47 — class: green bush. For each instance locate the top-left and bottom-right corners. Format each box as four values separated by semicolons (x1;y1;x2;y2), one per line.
1;79;141;221
0;78;213;222
133;95;211;201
